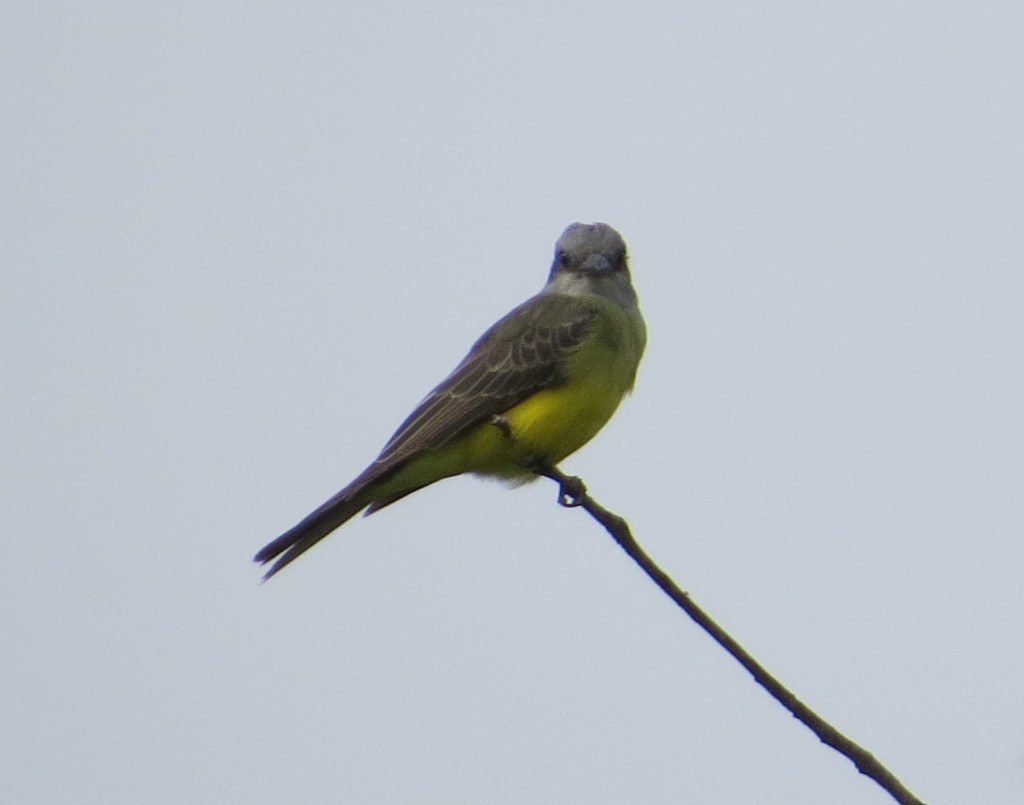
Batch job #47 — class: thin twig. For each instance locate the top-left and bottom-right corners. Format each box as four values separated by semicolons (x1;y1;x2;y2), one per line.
538;465;928;805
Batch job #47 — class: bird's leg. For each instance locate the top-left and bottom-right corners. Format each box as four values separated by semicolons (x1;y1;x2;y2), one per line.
491;416;586;508
489;414;513;438
528;461;587;508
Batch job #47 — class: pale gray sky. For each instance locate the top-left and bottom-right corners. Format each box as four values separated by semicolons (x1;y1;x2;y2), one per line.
3;2;1023;803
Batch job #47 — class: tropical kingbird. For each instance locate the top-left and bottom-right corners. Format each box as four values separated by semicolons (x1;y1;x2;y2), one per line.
255;222;646;578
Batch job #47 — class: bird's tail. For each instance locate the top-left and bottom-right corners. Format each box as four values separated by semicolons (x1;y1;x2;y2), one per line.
254;490;366;580
255;458;445;579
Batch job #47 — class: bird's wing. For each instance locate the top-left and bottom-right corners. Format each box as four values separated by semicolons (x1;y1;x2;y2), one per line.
372;292;598;471
255;294;598;579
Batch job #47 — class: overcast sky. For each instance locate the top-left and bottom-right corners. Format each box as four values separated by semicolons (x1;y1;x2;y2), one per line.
4;2;1023;803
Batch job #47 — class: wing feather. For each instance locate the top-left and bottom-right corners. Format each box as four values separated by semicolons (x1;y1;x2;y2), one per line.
370;293;598;473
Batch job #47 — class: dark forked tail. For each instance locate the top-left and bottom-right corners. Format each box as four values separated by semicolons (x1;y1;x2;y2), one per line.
254;492;366;580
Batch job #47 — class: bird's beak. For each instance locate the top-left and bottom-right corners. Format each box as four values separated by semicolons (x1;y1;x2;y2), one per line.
579;254;613;272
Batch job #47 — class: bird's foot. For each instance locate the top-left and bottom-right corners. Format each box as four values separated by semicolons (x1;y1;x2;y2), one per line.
528;460;587;508
490;414;513;438
555;474;587;508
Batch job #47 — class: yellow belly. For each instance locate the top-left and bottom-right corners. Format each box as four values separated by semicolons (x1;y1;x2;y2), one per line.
501;372;624;463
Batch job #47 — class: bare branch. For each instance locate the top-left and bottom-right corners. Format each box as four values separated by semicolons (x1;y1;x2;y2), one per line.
537;465;928;805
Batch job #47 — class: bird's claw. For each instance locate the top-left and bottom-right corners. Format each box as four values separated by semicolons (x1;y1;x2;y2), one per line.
556;475;586;508
525;458;586;507
490;414;513;438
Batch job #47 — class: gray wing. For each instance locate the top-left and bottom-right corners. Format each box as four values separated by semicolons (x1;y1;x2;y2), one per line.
372;292;598;471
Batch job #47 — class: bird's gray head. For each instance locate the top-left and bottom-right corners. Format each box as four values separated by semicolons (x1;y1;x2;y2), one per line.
548;222;629;283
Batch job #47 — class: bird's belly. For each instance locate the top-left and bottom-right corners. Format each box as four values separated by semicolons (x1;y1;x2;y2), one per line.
503;375;622;462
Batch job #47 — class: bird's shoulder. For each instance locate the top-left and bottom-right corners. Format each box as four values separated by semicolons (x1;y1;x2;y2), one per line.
465;291;600;365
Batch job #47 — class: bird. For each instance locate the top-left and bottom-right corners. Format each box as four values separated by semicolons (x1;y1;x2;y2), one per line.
255;222;646;578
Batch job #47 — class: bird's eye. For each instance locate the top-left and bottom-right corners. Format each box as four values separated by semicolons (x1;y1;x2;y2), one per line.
558;251;571;268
